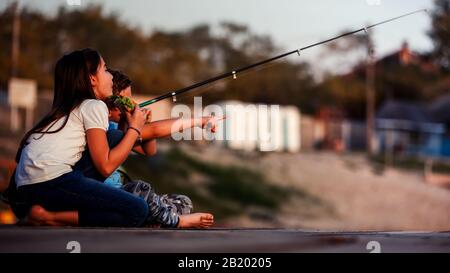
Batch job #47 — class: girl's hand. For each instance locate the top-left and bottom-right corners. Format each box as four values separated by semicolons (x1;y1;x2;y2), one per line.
201;116;226;133
126;104;148;131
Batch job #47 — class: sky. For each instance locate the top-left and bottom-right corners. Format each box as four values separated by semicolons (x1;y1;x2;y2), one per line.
1;0;436;75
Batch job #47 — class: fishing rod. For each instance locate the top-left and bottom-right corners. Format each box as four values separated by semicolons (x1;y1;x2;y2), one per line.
138;9;428;108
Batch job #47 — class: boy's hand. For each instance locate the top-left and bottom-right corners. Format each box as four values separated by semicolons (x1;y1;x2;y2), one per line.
146;109;152;123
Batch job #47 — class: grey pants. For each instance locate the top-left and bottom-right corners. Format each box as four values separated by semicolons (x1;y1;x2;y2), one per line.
122;180;193;228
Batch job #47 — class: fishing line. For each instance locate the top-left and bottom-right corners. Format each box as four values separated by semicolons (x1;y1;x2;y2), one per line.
138;9;428;108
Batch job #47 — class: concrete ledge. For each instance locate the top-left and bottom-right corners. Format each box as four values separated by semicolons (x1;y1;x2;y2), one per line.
1;226;449;253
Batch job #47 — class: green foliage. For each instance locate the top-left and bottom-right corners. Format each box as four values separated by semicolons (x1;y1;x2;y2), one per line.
0;3;315;113
429;0;450;69
108;95;135;112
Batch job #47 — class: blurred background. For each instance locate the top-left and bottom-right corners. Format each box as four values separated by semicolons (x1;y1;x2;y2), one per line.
0;0;450;230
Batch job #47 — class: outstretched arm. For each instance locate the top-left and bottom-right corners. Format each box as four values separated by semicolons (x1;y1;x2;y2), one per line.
127;116;224;156
130;118;203;156
140;116;224;140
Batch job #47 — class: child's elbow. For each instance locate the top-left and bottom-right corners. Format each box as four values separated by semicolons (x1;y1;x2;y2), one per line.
148;145;157;156
144;141;157;156
147;147;157;156
98;166;114;178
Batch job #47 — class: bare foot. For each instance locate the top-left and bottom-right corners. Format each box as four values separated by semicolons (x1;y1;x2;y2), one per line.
178;213;214;228
20;205;57;226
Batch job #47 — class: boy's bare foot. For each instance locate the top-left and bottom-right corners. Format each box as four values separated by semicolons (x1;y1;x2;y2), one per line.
178;213;214;228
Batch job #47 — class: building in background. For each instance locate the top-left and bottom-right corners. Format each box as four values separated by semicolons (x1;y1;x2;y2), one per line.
428;94;450;157
375;99;449;159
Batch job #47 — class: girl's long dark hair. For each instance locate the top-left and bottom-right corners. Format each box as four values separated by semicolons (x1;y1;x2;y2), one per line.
15;48;101;163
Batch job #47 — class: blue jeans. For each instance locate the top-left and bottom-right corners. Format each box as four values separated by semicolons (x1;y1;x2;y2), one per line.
15;129;149;227
18;170;149;227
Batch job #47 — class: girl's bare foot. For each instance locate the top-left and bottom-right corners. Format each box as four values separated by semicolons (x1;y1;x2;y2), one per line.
16;206;78;227
20;205;57;226
178;213;214;228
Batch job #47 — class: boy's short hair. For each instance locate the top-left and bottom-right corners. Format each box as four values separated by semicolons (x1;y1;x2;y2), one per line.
108;69;132;95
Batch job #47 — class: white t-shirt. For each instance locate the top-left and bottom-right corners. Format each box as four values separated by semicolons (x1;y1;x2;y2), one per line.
15;99;109;187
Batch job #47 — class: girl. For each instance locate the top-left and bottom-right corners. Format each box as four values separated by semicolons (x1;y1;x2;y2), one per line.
13;48;214;228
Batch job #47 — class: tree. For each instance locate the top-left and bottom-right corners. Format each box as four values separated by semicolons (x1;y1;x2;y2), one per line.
429;0;450;70
0;3;316;112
